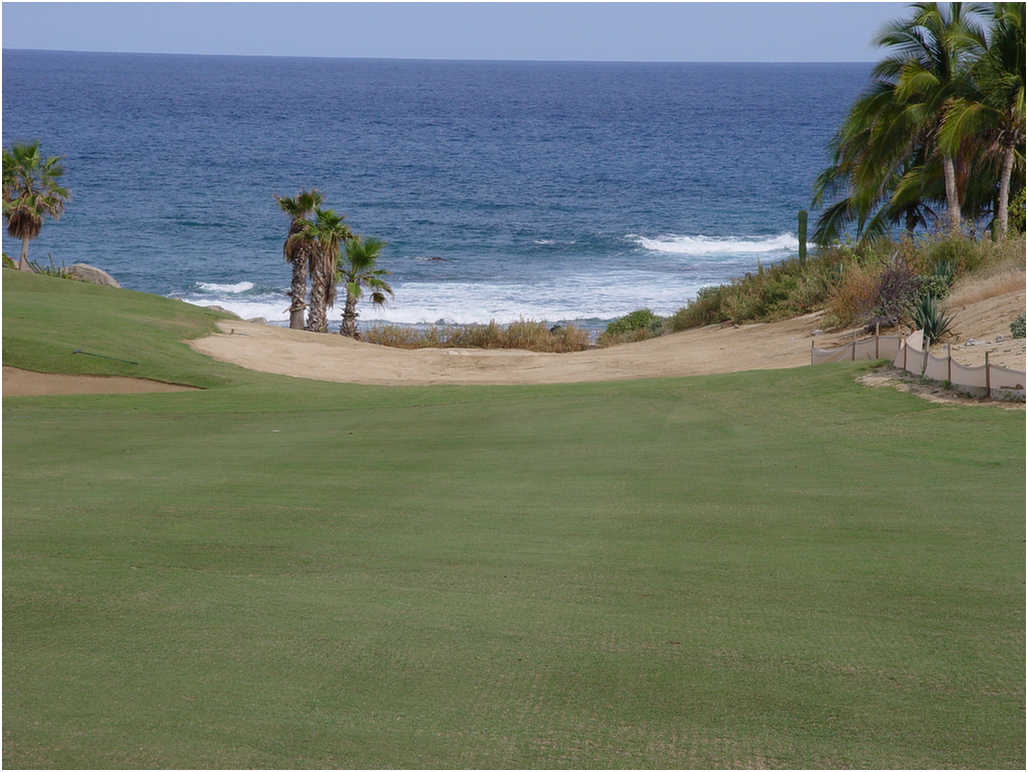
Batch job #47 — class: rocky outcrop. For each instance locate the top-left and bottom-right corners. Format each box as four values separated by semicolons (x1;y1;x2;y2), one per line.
66;263;121;288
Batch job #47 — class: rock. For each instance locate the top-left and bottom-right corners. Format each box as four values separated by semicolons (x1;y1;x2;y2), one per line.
811;329;823;336
205;305;241;319
246;317;268;325
966;338;978;346
66;263;120;288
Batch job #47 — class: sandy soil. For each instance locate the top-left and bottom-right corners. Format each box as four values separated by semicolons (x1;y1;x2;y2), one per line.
187;288;1025;387
2;367;198;397
933;286;1026;367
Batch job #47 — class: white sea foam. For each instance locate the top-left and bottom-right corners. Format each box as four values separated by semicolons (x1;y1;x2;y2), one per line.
182;294;289;322
195;280;255;294
179;271;721;327
628;233;800;255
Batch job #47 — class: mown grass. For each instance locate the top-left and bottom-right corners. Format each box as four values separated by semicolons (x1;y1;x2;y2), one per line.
3;272;1025;768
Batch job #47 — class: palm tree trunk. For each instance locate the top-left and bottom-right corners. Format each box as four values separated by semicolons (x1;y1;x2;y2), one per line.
942;155;961;231
340;292;359;337
306;263;328;333
996;144;1015;240
288;255;307;329
17;237;32;271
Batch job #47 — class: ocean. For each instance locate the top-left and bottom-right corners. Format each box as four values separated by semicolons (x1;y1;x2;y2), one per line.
2;50;871;331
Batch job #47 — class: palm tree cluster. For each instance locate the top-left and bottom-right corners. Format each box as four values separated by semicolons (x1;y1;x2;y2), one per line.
2;140;70;271
276;190;392;335
812;2;1025;245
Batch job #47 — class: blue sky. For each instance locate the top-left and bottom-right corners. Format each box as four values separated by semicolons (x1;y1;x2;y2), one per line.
2;2;908;62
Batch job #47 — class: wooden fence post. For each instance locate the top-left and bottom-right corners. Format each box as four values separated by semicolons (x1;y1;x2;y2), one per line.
903;339;907;371
810;339;814;367
851;330;856;361
947;344;951;383
985;350;991;399
874;322;880;359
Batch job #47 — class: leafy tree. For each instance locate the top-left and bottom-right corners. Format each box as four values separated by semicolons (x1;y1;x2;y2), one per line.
2;141;70;271
303;208;352;332
337;236;393;338
276;189;322;329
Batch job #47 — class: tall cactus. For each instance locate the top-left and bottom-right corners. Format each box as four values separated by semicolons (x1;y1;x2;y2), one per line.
797;209;808;265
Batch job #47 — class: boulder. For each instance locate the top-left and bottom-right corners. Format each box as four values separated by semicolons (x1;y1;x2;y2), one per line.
66;263;121;288
205;305;241;319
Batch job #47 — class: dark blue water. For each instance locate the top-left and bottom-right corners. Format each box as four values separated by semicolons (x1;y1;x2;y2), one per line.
3;50;871;327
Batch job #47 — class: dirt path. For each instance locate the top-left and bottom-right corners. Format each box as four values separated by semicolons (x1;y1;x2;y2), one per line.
187;289;1024;387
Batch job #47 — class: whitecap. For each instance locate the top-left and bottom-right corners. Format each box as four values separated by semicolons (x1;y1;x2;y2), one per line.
195;280;255;294
628;233;800;255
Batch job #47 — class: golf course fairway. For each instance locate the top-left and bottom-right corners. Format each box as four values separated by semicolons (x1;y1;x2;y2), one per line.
3;271;1024;768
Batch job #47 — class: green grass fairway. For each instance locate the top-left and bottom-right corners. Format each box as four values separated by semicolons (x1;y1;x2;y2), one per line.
4;271;1025;768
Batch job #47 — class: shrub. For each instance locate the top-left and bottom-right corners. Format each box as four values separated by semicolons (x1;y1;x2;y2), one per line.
1011;313;1026;339
363;320;591;353
603;309;664;337
926;236;983;277
1009;188;1025;234
826;263;880;327
869;257;922;327
909;294;955;345
669;286;729;330
28;254;70;278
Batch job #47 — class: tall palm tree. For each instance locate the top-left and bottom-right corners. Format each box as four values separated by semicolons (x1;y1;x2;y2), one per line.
2;141;70;271
303;208;352;332
276;189;322;329
337;236;393;338
812;2;994;242
874;2;990;230
940;2;1026;237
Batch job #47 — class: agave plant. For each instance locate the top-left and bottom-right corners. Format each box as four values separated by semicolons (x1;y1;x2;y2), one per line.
909;293;955;345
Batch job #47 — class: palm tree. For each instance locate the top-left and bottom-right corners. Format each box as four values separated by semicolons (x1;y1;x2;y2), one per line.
276;189;322;329
337;236;392;338
2;141;70;271
812;3;995;242
940;2;1025;238
811;81;941;244
303;208;352;332
873;2;990;230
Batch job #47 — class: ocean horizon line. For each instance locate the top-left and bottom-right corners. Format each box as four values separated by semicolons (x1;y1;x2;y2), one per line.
2;47;878;66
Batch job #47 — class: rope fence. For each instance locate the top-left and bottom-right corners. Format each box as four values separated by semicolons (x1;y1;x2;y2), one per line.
811;327;1026;399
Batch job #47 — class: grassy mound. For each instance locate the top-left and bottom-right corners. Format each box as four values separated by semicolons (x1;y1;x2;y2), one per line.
3;274;1024;768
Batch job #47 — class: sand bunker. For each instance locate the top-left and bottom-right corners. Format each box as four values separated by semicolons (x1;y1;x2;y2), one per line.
188;289;1025;387
2;367;198;397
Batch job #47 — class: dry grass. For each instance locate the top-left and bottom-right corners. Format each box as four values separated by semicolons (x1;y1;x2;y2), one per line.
363;319;591;353
945;264;1026;309
825;263;879;327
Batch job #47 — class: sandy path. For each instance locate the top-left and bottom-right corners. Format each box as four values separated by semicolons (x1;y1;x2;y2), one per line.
188;289;1025;387
189;312;849;386
2;367;198;397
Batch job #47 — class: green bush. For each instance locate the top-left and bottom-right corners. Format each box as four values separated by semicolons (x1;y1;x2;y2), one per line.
1011;313;1026;339
669;286;729;330
603;309;663;337
926;236;983;277
1009;188;1025;234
